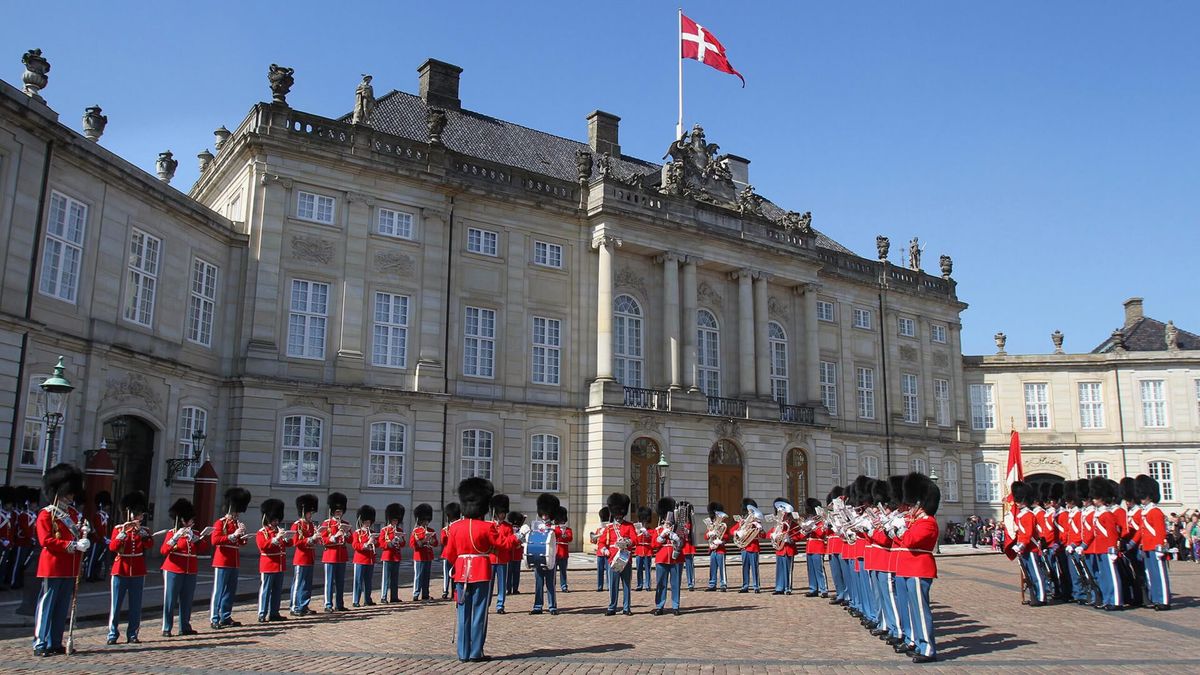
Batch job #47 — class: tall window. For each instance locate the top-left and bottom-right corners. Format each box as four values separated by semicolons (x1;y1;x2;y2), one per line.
831;451;843;489
898;317;916;337
768;321;788;403
1140;380;1167;427
856;367;875;419
461;429;493;480
1024;382;1050;429
931;324;947;343
820;361;838;415
368;421;406;487
531;317;561;385
975;462;1001;503
287;280;329;359
934;378;950;426
20;376;63;468
533;241;563;268
1084;461;1109;479
296;190;335;224
1148;461;1174;501
970;384;995;430
901;373;920;423
852;308;872;330
372;292;409;368
697;309;721;397
40;191;87;303
187;258;218;347
613;295;643;388
862;455;879;478
816;300;835;322
1078;382;1104;429
463;306;496;377
911;457;927;474
466;227;498;256
530;434;561;492
943;459;960;502
124;229;161;326
280;415;321;484
377;207;413;239
177;406;207;479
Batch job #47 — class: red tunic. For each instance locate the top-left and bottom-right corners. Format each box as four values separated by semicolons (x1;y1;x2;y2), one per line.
257;525;292;573
351;528;376;565
806;525;826;556
1066;508;1084;547
732;521;762;553
1127;506;1144;549
211;515;249;568
769;525;797;558
291;518;317;566
1037;507;1059;547
652;524;683;564
593;525;609;558
378;524;406;562
16;510;36;547
161;529;208;575
597;521;637;564
554;525;573;560
1091;508;1119;552
1081;506;1096;551
681;522;697;556
442;518;512;583
1139;505;1166;551
109;524;153;577
827;533;844;557
410;525;438;562
91;509;110;548
634;526;653;557
320;517;350;563
865;528;891;572
36;506;83;578
1015;508;1040;552
488;521;514;565
895;515;938;578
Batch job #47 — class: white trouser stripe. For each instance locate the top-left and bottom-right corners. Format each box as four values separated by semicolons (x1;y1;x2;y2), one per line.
1029;555;1044;601
211;569;220;620
1108;557;1121;606
915;578;932;656
109;575;118;632
1157;554;1170;604
887;573;900;636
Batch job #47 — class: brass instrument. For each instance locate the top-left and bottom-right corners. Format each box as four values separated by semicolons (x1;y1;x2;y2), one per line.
704;511;729;546
770;499;795;549
609;521;633;572
733;505;764;549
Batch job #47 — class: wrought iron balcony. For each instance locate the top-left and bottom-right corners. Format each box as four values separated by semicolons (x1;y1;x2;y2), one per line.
623;387;669;410
779;403;816;425
706;396;747;418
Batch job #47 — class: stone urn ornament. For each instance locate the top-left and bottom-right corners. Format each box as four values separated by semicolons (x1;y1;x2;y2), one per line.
155;151;178;184
21;48;50;100
940;254;953;279
267;64;295;105
1051;330;1064;354
994;332;1007;355
213;125;231;152
82;105;107;142
575;149;593;183
197;148;214;173
876;235;890;262
426;107;447;145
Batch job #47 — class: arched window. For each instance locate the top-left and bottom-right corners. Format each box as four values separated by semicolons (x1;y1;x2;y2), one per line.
281;415;322;484
613;295;643;388
1084;461;1109;479
786;448;808;506
768;321;789;403
975;462;1000;503
630;438;661;516
177;406;207;480
461;429;494;480
862;454;880;478
943;458;960;502
368;421;406;487
911;456;927;475
1148;461;1174;502
530;434;561;492
697;309;720;397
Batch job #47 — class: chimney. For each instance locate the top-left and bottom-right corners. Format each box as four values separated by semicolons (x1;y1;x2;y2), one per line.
418;59;462;110
587;110;620;156
723;154;751;189
1123;297;1144;327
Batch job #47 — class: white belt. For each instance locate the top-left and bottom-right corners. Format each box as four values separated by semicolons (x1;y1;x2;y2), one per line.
118;552;144;557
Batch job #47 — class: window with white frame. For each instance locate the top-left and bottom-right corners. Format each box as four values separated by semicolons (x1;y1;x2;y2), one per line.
856;366;875;419
970;384;995;430
1140;380;1167;428
177;406;207;479
613;295;643;388
461;429;493;480
123;229;161;326
931;324;947;343
40;191;87;303
975;462;1001;503
280;415;321;484
287;280;329;359
1084;461;1109;479
466;227;498;256
377;207;414;239
20;376;63;468
934;378;950;426
296;190;335;224
1078;382;1104;429
816;300;835;322
820;361;838;415
911;457;927;475
768;321;788;403
1148;461;1174;501
1024;382;1050;429
943;459;960;502
902;373;920;423
225;192;242;221
533;241;563;269
531;316;561;385
530;434;561;492
862;454;879;478
697;310;721;397
187;258;218;347
463;306;496;377
898;317;916;337
852;308;872;330
368;421;406;487
831;451;843;488
372;292;409;368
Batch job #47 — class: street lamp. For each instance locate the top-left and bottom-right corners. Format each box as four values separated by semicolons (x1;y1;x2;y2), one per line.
656;453;670;503
929;465;941;553
164;428;205;487
38;356;74;476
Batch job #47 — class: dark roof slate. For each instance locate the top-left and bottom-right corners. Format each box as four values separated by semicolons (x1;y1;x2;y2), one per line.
1091;317;1199;353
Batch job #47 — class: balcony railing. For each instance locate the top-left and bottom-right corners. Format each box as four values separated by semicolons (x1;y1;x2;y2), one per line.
707;396;747;418
623;387;669;410
780;403;816;425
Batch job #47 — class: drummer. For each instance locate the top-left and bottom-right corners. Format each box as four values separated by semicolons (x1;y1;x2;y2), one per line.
529;493;561;616
600;493;637;616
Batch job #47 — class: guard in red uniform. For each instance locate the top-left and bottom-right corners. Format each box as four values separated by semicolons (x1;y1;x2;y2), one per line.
734;498;764;593
1117;477;1145;607
529;493;561;615
801;498;827;597
1089;478;1121;609
599;492;637;615
554;506;573;592
826;487;847;603
895;472;940;664
106;491;153;644
444;502;462;599
257;498;291;621
769;498;797;595
32;464;88;657
410;504;438;601
289;494;319;616
487;495;511;613
633;506;653;591
351;505;376;607
1079;478;1103;607
504;510;523;596
161;498;207;637
85;491;111;582
679;503;697;591
320;492;351;612
210;487;251;629
379;503;406;603
1010;481;1047;606
1136;474;1171;610
703;502;731;592
882;476;906;649
652;497;684;615
12;486;38;589
592;506;610;592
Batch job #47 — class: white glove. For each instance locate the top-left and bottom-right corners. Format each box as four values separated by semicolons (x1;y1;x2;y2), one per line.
308;535;320;546
1065;545;1074;554
75;538;91;553
116;529;127;541
1013;543;1024;554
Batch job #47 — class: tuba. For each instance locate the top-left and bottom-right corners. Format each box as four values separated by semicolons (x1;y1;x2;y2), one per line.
770;499;795;549
733;505;764;549
704;511;729;546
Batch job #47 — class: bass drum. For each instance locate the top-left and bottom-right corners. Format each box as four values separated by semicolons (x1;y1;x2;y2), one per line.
609;548;632;573
525;528;557;570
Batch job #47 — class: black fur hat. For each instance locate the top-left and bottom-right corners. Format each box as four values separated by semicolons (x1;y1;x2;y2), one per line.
1049;482;1064;503
223;487;251;514
490;494;510;517
121;490;148;515
20;485;37;506
871;479;890;505
43;463;83;501
1119;477;1137;504
827;486;844;502
507;511;525;527
606;492;631;519
1010;480;1032;506
554;505;569;524
1063;480;1078;506
168;498;195;524
742;497;758;513
707;501;724;519
357;504;376;523
637;505;652;523
536;493;560;518
1075;478;1090;501
414;503;434;523
327;492;348;514
296;493;318;516
888;475;906;508
804;497;821;516
1089;477;1115;504
261;498;285;524
599;506;611;522
1037;482;1052;504
657;497;676;519
1135;474;1160;503
385;503;405;524
852;475;872;506
444;502;462;522
95;490;112;509
904;471;940;516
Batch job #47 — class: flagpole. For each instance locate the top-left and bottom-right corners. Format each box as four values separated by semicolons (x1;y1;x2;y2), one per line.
677;7;684;140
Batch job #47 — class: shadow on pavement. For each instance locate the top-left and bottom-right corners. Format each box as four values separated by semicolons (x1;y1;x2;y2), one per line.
931;605;1035;660
502;642;635;660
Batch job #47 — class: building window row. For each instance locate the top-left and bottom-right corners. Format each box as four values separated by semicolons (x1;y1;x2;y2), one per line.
40;191;87;303
973;378;1179;432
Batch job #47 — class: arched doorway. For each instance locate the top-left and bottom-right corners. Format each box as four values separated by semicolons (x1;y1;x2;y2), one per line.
786;448;808;507
106;416;156;517
708;440;743;511
630;438;661;519
1025;472;1065;496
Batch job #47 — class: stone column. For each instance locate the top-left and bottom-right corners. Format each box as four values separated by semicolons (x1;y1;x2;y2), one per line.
804;284;821;403
336;192;371;383
753;272;771;398
734;269;755;397
593;233;621;381
682;257;700;392
656;252;682;390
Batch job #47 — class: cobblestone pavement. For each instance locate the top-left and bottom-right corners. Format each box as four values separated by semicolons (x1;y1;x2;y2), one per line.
0;554;1196;673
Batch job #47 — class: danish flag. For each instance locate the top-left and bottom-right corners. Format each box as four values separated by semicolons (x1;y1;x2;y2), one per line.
680;13;744;87
1001;430;1024;560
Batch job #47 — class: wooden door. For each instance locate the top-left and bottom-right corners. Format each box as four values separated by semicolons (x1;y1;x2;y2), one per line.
786;448;808;508
708;440;744;510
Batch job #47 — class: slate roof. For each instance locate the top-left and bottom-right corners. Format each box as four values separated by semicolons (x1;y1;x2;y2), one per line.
345;91;856;255
1091;317;1199;353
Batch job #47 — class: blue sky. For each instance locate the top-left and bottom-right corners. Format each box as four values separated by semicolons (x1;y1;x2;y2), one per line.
6;2;1196;355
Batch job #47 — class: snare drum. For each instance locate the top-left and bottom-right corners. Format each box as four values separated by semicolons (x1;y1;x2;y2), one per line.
525;528;558;569
610;548;632;573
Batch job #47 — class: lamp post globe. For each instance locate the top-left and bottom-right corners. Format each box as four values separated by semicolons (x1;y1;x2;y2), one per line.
38;356;74;476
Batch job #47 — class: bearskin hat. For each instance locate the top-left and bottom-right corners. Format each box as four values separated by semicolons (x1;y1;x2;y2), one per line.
1049;482;1064;504
707;501;724;519
1063;479;1078;506
657;496;676;519
43;463;83;500
598;506;611;522
1119;477;1137;504
20;486;37;506
606;492;631;519
889;476;906;508
121;490;148;515
743;497;758;513
490;494;510;517
1135;474;1160;503
852;475;873;506
637;505;653;523
507;511;525;527
95;490;112;509
385;503;405;524
871;479;890;506
414;503;434;523
168;498;195;524
1075;478;1090;501
223;487;251;514
827;486;844;502
554;505;569;524
296;493;318;516
904;471;940;516
326;491;348;514
536;493;560;518
1088;477;1114;504
444;502;462;522
1010;480;1032;506
805;497;821;516
0;486;11;507
261;498;285;524
357;504;376;523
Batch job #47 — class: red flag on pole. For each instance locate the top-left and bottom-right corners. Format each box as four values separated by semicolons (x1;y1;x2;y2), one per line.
680;13;745;87
1001;430;1024;560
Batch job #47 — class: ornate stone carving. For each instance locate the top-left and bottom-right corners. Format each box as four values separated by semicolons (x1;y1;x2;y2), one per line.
596;152;612;177
284;395;325;409
1026;454;1064;469
932;351;950;368
786;429;806;446
592;234;622;251
374;250;415;278
767;296;789;322
994;332;1007;355
940;254;953;279
1165;321;1179;351
155;151;178;184
575;149;593;183
82;106;107;142
374;402;410;415
697;281;724;309
268;64;295;105
632;416;661;433
213;126;231;152
908;237;923;271
614;266;647;298
713;419;742;441
352;74;375;126
102;373;161;413
777;210;813;235
736;185;765;217
1051;330;1064;354
21;49;50;100
876;235;890;262
197;149;214;173
426;108;448;145
661;124;738;205
660;160;684;195
899;346;918;363
1110;329;1126;352
291;236;334;265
